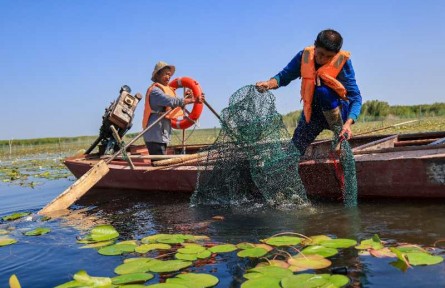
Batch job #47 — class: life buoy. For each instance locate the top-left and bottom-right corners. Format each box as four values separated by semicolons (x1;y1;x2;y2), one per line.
169;77;204;130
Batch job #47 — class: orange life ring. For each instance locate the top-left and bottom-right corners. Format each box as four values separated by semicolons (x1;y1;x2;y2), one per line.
169;77;204;130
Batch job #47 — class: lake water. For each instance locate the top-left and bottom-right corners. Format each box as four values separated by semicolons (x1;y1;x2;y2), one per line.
1;175;445;287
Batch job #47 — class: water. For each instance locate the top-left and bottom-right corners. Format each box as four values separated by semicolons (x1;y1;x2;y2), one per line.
1;178;445;287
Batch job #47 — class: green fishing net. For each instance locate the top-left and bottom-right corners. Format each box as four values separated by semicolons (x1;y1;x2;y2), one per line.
191;85;308;206
190;84;357;207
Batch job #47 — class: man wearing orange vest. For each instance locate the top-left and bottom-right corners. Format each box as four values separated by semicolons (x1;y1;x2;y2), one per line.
256;29;362;155
142;61;203;155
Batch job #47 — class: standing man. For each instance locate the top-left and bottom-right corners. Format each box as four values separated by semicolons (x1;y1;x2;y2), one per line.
142;61;203;155
256;29;362;155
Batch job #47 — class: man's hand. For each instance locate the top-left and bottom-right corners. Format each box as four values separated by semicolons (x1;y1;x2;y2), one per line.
255;78;278;92
339;119;354;140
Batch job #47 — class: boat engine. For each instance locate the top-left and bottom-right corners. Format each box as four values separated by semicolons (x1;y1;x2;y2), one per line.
85;85;142;155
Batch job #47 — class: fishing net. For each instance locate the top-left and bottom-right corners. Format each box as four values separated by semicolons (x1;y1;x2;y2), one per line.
191;85;309;206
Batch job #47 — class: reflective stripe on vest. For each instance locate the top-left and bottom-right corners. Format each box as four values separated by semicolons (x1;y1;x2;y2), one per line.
300;46;350;123
142;83;183;128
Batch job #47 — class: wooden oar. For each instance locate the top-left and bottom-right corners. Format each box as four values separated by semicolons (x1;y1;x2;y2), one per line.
38;109;173;215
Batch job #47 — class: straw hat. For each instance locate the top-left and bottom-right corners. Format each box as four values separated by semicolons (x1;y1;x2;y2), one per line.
151;61;176;82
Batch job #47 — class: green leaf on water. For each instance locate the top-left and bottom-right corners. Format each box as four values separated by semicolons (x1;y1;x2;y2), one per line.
24;227;50;236
177;244;206;254
71;270;112;286
90;225;119;242
146;283;188;288
0;237;17;247
244;266;293;280
9;274;21;288
80;240;115;249
237;247;268;258
288;254;332;271
320;238;357;249
237;242;256;249
281;273;349;288
135;243;172;253
114;259;157;275
98;242;136;256
241;276;281;288
2;212;31;221
262;236;301;247
355;235;384;250
148;259;193;273
208;244;237;253
111;272;154;285
197;249;212;259
301;245;338;258
175;253;198;261
301;235;332;246
166;273;219;288
405;252;444;266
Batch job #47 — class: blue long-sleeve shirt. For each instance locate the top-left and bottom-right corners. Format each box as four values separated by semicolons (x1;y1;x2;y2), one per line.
273;50;362;122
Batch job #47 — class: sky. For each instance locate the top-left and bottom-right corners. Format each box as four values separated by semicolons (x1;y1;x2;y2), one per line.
1;0;444;140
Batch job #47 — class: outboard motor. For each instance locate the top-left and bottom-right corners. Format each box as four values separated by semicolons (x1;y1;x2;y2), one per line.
85;85;142;155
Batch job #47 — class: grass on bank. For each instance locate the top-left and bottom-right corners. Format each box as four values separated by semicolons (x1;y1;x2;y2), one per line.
1;116;445;159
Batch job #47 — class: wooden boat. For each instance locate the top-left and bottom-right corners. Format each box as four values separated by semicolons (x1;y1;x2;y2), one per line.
64;131;445;200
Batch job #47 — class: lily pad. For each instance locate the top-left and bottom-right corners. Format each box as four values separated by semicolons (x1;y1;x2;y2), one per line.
149;260;193;273
79;224;119;243
111;272;154;285
256;260;289;269
241;276;281;288
175;253;198;261
208;244;237;253
98;242;136;256
244;266;293;280
320;238;357;249
135;243;172;253
146;283;188;288
288;254;332;270
405;252;444;266
72;270;112;286
281;273;349;288
166;273;219;288
2;212;31;221
9;274;21;288
115;259;156;275
355;235;384;250
262;236;301;247
178;245;206;254
237;247;268;258
80;240;115;249
301;245;338;258
301;235;332;246
24;227;51;236
197;250;212;259
0;237;17;247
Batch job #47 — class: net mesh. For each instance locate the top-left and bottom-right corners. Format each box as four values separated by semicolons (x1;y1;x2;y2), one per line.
190;85;357;207
191;85;308;206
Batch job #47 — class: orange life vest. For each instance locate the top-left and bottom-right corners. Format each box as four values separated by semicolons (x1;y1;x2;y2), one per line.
142;83;183;128
300;46;350;123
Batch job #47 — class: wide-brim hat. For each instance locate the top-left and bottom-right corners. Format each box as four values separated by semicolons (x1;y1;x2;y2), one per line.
151;61;176;82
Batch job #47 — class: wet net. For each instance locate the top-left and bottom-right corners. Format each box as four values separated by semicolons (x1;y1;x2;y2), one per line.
190;85;358;207
190;85;308;206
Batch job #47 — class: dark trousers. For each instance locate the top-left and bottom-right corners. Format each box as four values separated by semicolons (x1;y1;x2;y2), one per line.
145;142;167;155
291;85;349;155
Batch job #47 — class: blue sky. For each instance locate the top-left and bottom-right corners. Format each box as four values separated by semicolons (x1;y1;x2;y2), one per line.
1;0;444;140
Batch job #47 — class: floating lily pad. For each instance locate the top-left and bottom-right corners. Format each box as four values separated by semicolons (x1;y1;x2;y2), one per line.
369;247;396;258
115;259;156;275
301;245;338;258
2;212;31;221
72;270;112;286
54;280;83;288
142;234;191;245
237;242;256;250
9;274;20;288
80;240;115;249
397;245;427;253
197;250;212;259
288;254;332;270
149;260;193;273
241;276;281;288
281;273;349;288
355;235;384;250
24;227;51;236
178;245;206;254
175;253;198;261
255;243;273;252
405;252;444;266
244;266;293;280
0;237;17;247
166;273;219;288
146;283;188;288
98;242;136;256
208;244;237;253
256;260;289;269
320;238;357;249
262;236;301;247
111;272;154;285
135;243;172;253
301;235;332;246
237;247;268;258
79;225;119;243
